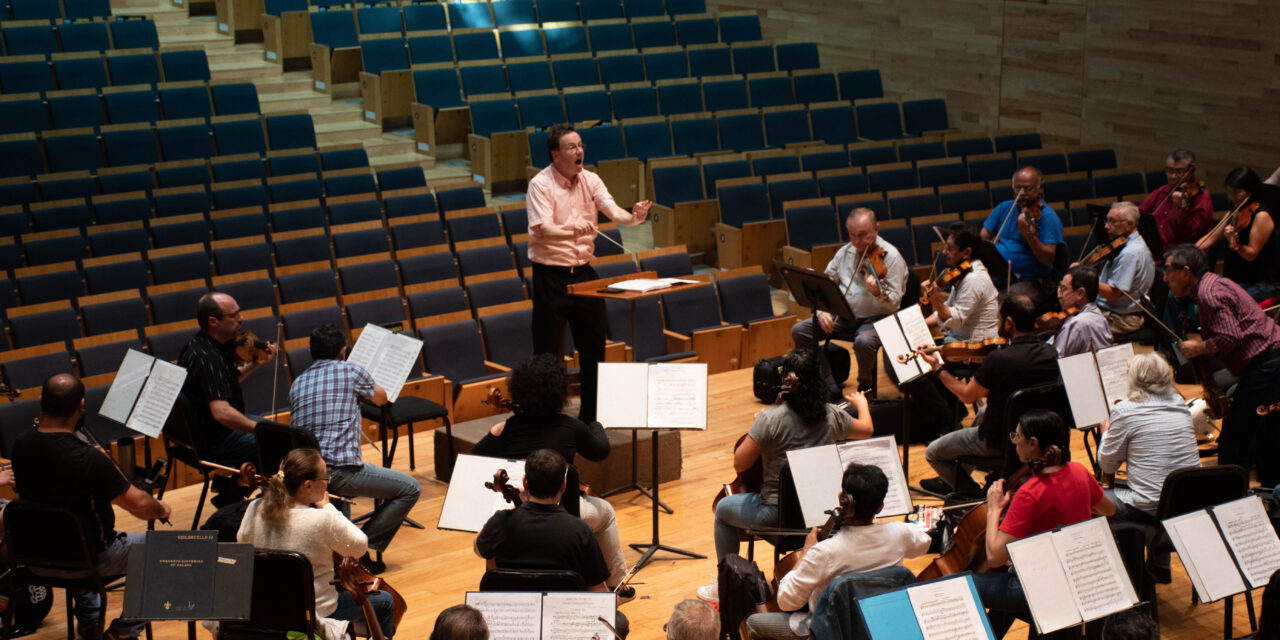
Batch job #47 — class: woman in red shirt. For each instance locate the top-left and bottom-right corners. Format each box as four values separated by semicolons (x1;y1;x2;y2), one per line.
973;409;1115;636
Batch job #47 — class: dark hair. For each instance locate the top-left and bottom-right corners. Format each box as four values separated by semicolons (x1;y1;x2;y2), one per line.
40;374;84;419
838;463;888;522
1100;607;1158;640
781;349;828;424
524;448;567;499
196;292;224;328
1169;148;1195;164
1018;409;1070;472
430;604;488;640
1224;166;1261;195
545;122;576;156
259;448;326;528
309;323;347;360
508;354;567;416
946;222;980;256
1164;243;1210;277
999;294;1037;332
1065;265;1099;299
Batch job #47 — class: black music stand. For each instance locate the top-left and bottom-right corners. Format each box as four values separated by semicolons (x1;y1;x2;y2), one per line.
779;265;857;372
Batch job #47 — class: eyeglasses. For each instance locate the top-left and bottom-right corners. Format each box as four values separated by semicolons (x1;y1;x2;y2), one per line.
1009;430;1023;443
561;143;585;152
215;309;242;319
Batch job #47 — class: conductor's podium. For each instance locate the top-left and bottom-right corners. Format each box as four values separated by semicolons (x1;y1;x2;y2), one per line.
433;413;683;490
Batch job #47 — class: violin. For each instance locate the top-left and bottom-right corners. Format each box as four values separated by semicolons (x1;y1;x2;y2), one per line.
1258;402;1280;416
1228;201;1260;249
712;373;797;514
897;337;1009;365
1080;235;1126;267
1034;306;1079;334
1021;200;1043;236
916;465;1031;581
1178;180;1204;203
231;331;272;365
860;243;889;281
919;260;973;316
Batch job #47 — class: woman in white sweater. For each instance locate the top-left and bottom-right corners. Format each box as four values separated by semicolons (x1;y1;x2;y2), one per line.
237;448;396;638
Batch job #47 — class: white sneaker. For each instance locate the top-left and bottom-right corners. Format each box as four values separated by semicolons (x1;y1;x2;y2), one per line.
697;582;719;603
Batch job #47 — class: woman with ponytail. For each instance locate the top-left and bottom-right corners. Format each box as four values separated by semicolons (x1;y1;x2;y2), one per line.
236;448;396;639
974;409;1114;636
742;463;930;639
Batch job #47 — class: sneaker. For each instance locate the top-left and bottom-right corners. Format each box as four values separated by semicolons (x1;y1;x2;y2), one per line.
696;582;719;603
615;585;636;605
359;553;386;575
918;477;953;495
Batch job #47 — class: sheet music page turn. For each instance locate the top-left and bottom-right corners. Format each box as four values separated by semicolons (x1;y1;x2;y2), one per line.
1095;344;1134;408
99;349;154;426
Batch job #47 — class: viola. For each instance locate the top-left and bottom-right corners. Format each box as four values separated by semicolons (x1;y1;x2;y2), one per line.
712;373;797;514
1034;306;1080;334
231;331;272;365
1080;235;1126;267
1229;201;1260;249
919;260;973;316
897;337;1009;365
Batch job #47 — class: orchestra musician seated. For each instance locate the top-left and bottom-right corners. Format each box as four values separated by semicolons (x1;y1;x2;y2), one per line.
1096;352;1200;583
1047;265;1112;357
237;448;397;639
980;166;1064;293
1141;149;1213;249
742;463;930;640
972;409;1114;637
699;349;873;603
1090;203;1155;335
429;604;488;640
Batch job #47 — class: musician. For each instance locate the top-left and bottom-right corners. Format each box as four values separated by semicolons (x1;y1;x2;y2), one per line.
922;224;999;343
1163;244;1280;485
1050;265;1112;357
289;324;420;575
12;374;171;640
1194;167;1278;303
237;448;396;639
700;349;872;602
971;409;1114;636
527;122;650;423
1141;149;1213;248
1096;352;1200;583
790;207;909;399
743;463;930;640
474;448;629;638
1094;202;1155;334
430;605;488;640
177;292;276;507
472;354;630;594
666;600;718;640
918;295;1060;498
980;166;1064;283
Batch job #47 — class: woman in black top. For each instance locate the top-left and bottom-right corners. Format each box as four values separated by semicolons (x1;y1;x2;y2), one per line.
472;354;628;592
1197;167;1278;301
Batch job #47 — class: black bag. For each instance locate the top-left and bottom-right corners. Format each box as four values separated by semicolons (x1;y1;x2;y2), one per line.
752;356;786;403
717;553;772;640
867;397;941;444
823;341;851;384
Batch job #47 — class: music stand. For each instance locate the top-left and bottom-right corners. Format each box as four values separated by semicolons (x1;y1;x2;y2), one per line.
779;266;857;372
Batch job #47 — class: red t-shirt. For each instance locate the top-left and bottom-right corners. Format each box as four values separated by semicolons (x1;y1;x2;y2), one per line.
999;462;1103;540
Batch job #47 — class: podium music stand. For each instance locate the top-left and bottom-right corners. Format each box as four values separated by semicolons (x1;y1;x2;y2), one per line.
568;271;706;514
121;536;254;640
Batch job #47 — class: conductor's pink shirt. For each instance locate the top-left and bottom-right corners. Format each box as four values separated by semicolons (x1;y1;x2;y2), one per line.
526;165;615;267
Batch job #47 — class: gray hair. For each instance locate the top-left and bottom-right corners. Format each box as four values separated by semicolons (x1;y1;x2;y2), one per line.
1111;201;1140;225
666;599;718;640
1126;351;1176;402
1169;149;1196;164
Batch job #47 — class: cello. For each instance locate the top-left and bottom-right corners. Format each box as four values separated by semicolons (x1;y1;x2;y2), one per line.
916;465;1031;581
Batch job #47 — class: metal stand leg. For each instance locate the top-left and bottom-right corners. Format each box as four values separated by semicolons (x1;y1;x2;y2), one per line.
627;429;703;572
601;430;672;513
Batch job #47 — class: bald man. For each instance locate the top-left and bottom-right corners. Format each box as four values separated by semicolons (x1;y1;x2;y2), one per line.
1093;202;1154;334
177;292;277;507
981;166;1064;283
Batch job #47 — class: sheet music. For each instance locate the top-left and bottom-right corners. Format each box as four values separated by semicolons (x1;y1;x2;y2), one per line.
126;359;187;438
836;436;912;517
608;278;672;292
785;444;844;528
438;454;525;533
1166;511;1246;602
646;363;707;430
907;576;990;640
596;363;649;429
1050;518;1138;623
541;592;615;639
875;308;927;384
1057;352;1109;429
466;592;542;640
99;349;153;425
1095;344;1134;407
1007;533;1081;633
346;324;423;403
1213;496;1280;589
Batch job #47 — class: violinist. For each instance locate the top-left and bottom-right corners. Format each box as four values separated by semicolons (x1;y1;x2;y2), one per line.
177;292;277;507
237;448;396;639
918;295;1060;498
12;374;172;640
1163;244;1280;485
1141;149;1213;247
971;410;1114;637
699;349;872;603
790;208;909;399
1092;203;1154;334
922;224;999;343
472;354;630;596
742;463;929;640
1049;266;1112;357
980;166;1064;284
290;324;419;576
1194;167;1278;303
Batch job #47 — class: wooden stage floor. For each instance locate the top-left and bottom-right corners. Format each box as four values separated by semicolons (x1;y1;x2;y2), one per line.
45;366;1258;640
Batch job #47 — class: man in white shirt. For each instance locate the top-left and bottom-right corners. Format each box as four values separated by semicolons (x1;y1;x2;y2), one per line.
1093;202;1155;334
922;224;999;343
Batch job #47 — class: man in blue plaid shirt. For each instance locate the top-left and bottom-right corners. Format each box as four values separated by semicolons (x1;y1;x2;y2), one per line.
290;323;421;575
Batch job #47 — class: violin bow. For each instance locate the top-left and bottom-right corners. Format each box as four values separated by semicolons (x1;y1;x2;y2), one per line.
1146;166;1193;216
1115;289;1182;343
270;315;283;418
1077;212;1103;263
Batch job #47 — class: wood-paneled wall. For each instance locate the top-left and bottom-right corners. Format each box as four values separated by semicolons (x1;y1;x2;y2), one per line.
713;0;1280;185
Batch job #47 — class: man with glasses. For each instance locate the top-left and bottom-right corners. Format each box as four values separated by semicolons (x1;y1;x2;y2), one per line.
178;292;276;507
1141;149;1212;248
290;324;419;575
1049;265;1112;357
1092;202;1154;334
526;122;650;423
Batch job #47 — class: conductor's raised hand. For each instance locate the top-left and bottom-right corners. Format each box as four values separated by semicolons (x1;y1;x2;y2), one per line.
631;200;651;223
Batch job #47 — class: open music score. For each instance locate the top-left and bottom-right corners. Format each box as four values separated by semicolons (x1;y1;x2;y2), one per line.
596;362;708;431
99;349;188;438
346;323;423;403
464;591;616;640
437;454;525;533
786;436;913;526
1057;343;1134;429
1164;495;1280;603
856;573;995;640
873;305;934;384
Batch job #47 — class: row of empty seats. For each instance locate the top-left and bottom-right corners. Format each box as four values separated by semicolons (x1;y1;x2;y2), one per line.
0;80;261;136
0;46;210;94
5;0;112;21
0;17;158;55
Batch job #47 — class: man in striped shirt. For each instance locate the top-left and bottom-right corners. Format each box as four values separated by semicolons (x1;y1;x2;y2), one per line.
1163;244;1280;484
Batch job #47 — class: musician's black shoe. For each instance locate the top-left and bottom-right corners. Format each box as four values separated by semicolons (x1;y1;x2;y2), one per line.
359;553;386;575
918;477;953;496
615;585;636;605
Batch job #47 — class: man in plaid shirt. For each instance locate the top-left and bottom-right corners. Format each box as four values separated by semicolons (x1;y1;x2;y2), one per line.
290;323;421;575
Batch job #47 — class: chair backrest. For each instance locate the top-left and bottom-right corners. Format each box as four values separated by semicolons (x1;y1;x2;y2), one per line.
0;399;41;459
479;568;587;591
4;501;101;572
1155;465;1249;520
220;550;318;638
254;420;321;475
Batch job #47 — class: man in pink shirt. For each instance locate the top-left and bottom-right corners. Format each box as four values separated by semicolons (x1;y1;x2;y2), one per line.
527;123;650;422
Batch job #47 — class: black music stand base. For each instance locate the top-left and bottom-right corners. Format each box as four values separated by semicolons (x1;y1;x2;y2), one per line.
601;429;673;514
626;428;703;572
